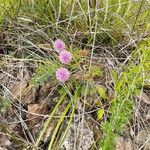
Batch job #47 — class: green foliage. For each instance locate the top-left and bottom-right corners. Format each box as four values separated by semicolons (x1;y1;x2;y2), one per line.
1;0;149;44
0;0;22;25
31;62;57;86
97;86;107;100
91;66;104;78
97;108;104;120
0;96;12;113
101;39;150;149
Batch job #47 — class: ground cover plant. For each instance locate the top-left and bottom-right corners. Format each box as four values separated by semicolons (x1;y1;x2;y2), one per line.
0;0;150;150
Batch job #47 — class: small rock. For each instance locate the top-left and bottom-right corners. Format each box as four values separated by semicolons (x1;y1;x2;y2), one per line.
115;137;133;150
134;129;150;150
61;115;96;150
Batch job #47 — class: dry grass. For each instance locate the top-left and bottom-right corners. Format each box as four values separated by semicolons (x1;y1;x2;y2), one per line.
0;0;150;149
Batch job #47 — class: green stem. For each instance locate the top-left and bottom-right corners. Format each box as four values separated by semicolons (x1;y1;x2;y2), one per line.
132;0;145;31
48;102;71;150
35;93;66;148
56;87;79;149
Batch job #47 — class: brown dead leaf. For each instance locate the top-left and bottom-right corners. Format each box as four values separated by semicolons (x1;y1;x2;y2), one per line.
27;104;39;126
7;106;14;115
39;101;49;115
28;104;39;114
0;134;12;147
107;88;115;101
27;101;49;126
137;92;150;104
11;81;36;104
79;49;88;57
73;71;82;80
38;83;52;100
11;81;27;99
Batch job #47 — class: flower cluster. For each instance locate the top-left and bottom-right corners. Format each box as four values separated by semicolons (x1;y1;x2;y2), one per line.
56;67;70;83
54;39;65;53
59;50;72;64
54;39;72;83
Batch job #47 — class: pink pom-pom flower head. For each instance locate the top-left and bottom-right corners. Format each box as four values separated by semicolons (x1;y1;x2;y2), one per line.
54;39;65;53
56;67;70;82
59;50;72;64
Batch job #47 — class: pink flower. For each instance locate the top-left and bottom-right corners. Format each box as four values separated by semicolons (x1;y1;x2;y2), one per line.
59;50;72;64
56;67;70;82
54;39;65;53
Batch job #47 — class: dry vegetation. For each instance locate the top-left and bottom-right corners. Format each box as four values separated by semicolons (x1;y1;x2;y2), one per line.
0;0;150;150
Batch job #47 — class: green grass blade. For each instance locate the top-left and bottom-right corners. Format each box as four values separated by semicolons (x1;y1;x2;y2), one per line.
35;93;66;147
